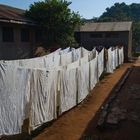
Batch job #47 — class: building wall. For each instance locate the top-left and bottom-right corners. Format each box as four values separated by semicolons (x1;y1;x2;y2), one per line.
128;27;132;59
0;22;37;60
75;31;130;61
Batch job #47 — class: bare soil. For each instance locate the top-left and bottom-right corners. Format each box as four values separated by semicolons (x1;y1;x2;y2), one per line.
80;59;140;140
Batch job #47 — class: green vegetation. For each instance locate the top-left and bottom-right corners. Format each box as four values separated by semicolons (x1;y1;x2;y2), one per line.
25;0;81;48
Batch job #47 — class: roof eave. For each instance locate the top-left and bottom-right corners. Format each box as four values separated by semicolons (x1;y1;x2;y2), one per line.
0;18;38;26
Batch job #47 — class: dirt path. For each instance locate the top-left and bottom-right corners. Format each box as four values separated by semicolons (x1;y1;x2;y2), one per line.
80;58;140;140
33;63;133;140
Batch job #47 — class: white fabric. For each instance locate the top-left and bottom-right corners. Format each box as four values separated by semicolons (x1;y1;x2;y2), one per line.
115;47;119;68
72;47;82;61
0;46;125;134
78;62;90;103
112;47;119;70
112;48;116;70
59;62;78;113
118;47;124;65
29;69;58;131
2;48;61;69
106;48;114;73
0;64;31;135
19;57;45;68
53;54;60;67
43;54;54;69
44;54;60;69
60;51;73;66
54;48;61;54
59;47;70;55
88;48;96;61
80;54;89;65
82;47;89;57
97;48;104;78
3;60;20;67
89;54;98;90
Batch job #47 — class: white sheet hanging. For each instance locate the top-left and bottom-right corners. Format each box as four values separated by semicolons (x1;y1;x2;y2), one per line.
88;48;96;61
118;47;124;65
59;47;70;55
72;47;82;61
0;64;31;135
89;54;98;90
97;48;104;78
78;62;90;103
29;69;58;131
59;61;79;113
19;57;45;68
115;47;119;68
112;48;116;70
2;59;20;67
106;47;114;73
82;47;89;57
60;51;73;66
80;54;89;65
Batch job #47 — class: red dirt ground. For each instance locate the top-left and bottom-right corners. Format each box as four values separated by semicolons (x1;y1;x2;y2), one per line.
80;58;140;140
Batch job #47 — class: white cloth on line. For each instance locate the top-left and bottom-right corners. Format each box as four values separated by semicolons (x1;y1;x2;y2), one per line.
19;57;45;68
72;47;82;61
82;47;89;57
0;64;31;135
59;47;70;55
112;48;116;70
29;69;58;131
60;51;73;66
97;48;104;78
59;62;78;113
118;47;124;65
106;47;114;73
115;47;119;68
80;54;89;65
78;62;90;103
88;48;96;61
89;54;98;90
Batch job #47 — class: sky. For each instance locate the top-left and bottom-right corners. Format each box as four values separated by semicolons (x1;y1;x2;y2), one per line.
0;0;140;19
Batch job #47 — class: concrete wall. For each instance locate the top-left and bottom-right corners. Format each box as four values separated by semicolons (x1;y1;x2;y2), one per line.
0;22;37;60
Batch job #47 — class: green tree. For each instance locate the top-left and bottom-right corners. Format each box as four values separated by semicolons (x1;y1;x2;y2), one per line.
25;0;81;48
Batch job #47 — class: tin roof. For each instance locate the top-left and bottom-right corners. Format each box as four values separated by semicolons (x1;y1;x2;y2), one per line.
0;4;36;25
78;21;132;32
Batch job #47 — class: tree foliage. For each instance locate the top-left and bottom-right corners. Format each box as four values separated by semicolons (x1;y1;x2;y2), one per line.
25;0;81;48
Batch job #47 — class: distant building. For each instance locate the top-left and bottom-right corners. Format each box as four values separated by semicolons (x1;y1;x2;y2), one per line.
0;4;43;60
75;21;133;61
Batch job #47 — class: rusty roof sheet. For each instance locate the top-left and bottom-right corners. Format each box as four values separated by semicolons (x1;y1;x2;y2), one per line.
79;21;132;32
0;4;36;25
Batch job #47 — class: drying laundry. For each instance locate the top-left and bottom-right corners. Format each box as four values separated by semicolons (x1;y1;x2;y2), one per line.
0;64;31;135
78;62;90;103
29;69;58;131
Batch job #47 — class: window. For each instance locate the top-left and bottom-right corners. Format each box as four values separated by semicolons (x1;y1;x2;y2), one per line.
21;28;30;42
90;33;103;38
2;27;14;42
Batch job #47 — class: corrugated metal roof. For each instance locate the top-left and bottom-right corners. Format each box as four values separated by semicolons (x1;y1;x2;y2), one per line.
0;4;36;25
79;21;132;32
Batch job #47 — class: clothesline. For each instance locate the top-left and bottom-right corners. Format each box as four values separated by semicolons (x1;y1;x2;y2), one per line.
0;46;124;135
